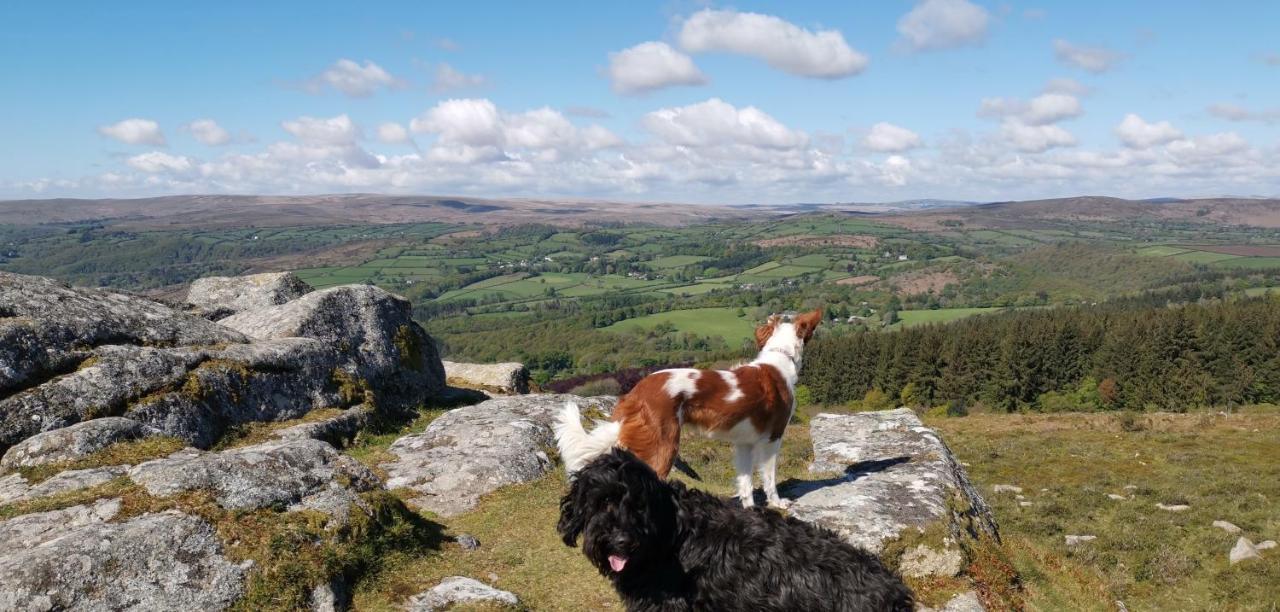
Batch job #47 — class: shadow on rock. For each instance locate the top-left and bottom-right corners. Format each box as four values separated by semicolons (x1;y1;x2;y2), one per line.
779;456;913;499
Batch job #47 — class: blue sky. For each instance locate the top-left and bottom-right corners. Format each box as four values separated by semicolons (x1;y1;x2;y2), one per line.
3;1;1278;203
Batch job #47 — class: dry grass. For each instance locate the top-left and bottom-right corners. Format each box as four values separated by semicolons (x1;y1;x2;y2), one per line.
11;436;186;483
929;411;1280;611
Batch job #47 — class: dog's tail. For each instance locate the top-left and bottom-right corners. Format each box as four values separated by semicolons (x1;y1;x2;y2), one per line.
554;401;621;474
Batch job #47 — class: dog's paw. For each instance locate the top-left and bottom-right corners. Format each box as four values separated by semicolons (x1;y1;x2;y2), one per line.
738;496;756;509
767;497;791;510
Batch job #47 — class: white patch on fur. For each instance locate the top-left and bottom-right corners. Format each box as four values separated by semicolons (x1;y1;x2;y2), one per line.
752;322;802;387
705;417;765;444
718;370;744;402
554;402;621;474
660;368;700;399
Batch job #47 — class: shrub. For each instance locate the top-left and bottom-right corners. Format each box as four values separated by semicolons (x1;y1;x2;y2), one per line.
793;384;813;407
567;378;621;397
862;388;894;411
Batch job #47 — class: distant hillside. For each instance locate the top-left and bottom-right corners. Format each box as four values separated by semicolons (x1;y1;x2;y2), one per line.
880;196;1280;230
0;194;761;229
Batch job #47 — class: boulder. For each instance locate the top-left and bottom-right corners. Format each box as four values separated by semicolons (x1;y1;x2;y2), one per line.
0;498;122;547
0;272;245;397
1213;520;1242;535
899;543;966;578
0;273;446;454
1;416;159;469
1156;503;1190;512
782;409;998;575
186;272;313;318
273;405;372;449
122;339;352;448
938;591;986;612
405;576;519;611
0;346;204;450
384;394;615;517
442;360;530;394
1257;540;1277;551
0;465;127;505
219;284;445;410
1065;534;1097;546
129;438;380;515
1230;537;1262;564
0;507;246;611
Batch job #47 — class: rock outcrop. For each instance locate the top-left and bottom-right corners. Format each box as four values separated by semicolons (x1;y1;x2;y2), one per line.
129;438;380;516
782;408;998;576
186;271;313;318
0;506;247;611
405;576;519;611
0;272;445;453
220;284;446;409
0;465;127;505
442;360;530;394
385;394;615;516
1;416;159;469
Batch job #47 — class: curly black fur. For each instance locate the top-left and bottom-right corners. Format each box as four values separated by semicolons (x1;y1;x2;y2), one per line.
558;449;915;612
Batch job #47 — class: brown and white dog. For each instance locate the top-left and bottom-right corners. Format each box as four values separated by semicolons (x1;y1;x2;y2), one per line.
555;309;822;509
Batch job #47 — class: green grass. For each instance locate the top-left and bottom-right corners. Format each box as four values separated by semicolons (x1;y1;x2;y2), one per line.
1212;257;1280;270
603;307;756;344
1172;250;1243;264
1134;245;1192;257
648;255;713;268
1243;286;1280;297
930;412;1280;611
894;307;1006;328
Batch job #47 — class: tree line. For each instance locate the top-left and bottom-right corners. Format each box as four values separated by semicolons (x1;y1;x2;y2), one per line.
801;296;1280;412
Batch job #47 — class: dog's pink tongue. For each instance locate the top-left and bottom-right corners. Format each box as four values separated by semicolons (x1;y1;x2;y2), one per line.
608;555;628;572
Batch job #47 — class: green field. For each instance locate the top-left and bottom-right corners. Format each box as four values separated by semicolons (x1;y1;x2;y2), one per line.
1213;256;1280;269
1135;245;1192;257
603;307;756;344
648;255;713;268
1172;251;1243;264
894;307;1006;328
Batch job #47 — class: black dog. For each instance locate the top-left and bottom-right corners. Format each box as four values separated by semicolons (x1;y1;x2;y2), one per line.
558;448;915;611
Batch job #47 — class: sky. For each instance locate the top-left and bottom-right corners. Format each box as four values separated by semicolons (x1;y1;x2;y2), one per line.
3;1;1279;204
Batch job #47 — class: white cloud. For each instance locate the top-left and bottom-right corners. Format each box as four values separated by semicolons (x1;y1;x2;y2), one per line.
1166;132;1249;160
127;151;193;173
1258;52;1280;66
1054;39;1123;73
1208;103;1280;124
435;37;460;52
281;114;361;145
1001;121;1076;152
307;59;400;97
641;98;807;149
410;98;621;164
431;63;488;92
1115;113;1182;149
607;41;707;94
184;119;231;146
677;9;868;78
98;118;166;146
1042;77;1090;96
979;88;1082;126
863;122;923;152
897;0;990;51
376;122;411;145
1023;93;1083;125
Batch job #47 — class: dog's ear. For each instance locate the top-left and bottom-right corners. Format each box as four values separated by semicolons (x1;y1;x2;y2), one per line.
755;315;781;349
557;480;586;547
794;308;823;343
